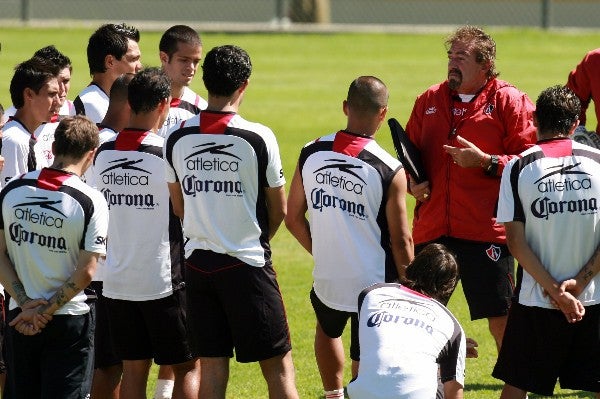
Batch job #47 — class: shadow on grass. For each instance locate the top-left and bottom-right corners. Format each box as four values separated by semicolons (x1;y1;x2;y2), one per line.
466;383;596;399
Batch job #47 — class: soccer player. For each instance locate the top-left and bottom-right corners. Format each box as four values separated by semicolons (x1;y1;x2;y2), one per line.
1;56;60;188
94;67;198;399
566;48;600;148
405;25;537;351
3;45;75;124
347;243;466;399
74;23;142;123
285;76;414;398
165;45;299;399
157;24;207;138
493;85;600;398
0;115;109;398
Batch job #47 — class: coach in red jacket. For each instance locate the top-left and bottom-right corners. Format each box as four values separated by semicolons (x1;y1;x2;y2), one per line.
405;25;536;352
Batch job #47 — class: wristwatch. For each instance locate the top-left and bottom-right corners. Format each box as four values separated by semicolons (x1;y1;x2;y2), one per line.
484;155;499;176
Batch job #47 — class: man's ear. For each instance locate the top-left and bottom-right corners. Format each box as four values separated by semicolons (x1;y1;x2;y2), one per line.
159;51;169;65
105;54;115;70
532;112;538;128
342;99;349;116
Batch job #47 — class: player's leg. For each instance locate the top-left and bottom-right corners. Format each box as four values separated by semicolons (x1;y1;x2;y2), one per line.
259;351;299;399
170;359;200;399
314;323;345;391
198;357;229;399
120;359;152;399
488;315;508;352
154;365;174;399
499;383;527;399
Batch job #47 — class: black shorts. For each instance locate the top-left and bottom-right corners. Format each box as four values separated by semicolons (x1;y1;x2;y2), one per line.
88;281;121;369
185;249;292;363
310;288;359;361
417;237;514;320
5;310;93;399
104;289;193;365
493;301;600;396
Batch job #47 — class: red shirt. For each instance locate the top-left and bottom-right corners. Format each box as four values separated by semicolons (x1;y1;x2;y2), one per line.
405;78;536;244
567;48;600;134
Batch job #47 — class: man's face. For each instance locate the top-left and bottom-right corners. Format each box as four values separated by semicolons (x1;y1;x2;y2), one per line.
115;39;142;75
447;42;488;94
31;77;60;123
161;42;202;89
56;67;71;111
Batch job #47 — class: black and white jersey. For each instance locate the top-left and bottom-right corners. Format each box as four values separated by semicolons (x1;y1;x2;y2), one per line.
1;118;43;188
347;283;466;399
33;121;59;169
498;138;600;308
157;87;207;138
74;84;109;123
299;131;403;312
164;111;285;267
0;168;108;315
94;129;184;300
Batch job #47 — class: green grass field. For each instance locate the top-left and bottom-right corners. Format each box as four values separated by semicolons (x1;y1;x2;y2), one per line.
1;26;598;398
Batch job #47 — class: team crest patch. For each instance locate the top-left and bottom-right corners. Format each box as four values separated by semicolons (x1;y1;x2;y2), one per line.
485;244;501;262
484;103;495;115
425;106;437;115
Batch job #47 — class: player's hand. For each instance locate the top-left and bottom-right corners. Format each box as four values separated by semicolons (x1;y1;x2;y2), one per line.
409;178;430;202
466;337;479;358
0;155;5;172
9;306;52;335
559;278;585;298
443;135;487;168
552;290;585;323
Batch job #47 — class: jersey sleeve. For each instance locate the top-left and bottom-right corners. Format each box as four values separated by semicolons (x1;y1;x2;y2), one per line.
566;51;596;126
497;156;522;224
438;321;466;387
83;192;109;255
163;135;178;183
1;135;29;188
262;126;286;187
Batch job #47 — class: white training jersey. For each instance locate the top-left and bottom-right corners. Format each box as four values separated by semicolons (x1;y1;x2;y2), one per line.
3;100;76;125
164;111;285;267
498;138;600;308
1;119;43;188
74;83;109;124
94;129;184;300
0;168;108;315
347;283;466;399
299;131;403;312
157;87;207;138
33;121;59;169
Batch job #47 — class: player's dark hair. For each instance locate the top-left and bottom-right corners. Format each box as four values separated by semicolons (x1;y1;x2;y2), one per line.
10;56;60;109
110;73;135;103
34;45;72;72
53;116;99;159
87;23;140;75
535;85;581;137
202;45;252;97
446;25;498;79
128;67;171;114
404;243;458;305
347;76;388;115
159;25;201;59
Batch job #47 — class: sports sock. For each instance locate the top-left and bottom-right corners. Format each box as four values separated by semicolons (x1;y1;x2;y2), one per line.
154;378;174;399
324;388;345;398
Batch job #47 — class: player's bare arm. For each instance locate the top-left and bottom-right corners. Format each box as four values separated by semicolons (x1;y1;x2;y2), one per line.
284;165;312;254
35;249;99;316
386;171;414;279
167;182;185;220
560;240;600;297
265;184;286;241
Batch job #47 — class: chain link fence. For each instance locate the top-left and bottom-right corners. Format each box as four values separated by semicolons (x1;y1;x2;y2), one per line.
0;0;599;30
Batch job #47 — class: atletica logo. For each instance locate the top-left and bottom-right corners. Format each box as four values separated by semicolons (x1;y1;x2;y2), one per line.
100;188;155;209
100;158;150;186
537;178;591;193
184;142;241;172
310;187;366;218
313;159;366;195
378;298;436;321
181;174;243;197
8;222;66;250
531;196;598;220
13;197;67;228
366;310;434;335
